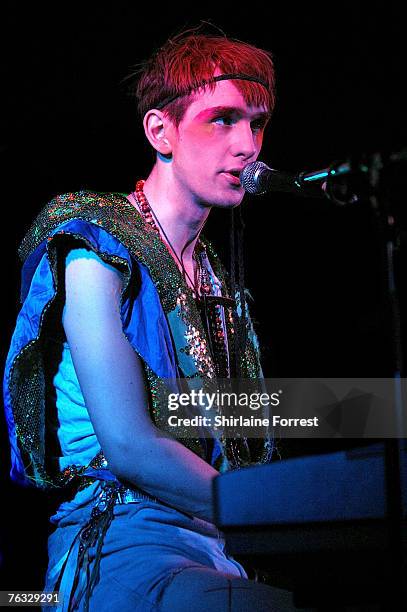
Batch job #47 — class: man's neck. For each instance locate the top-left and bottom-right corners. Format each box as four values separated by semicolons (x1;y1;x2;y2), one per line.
142;165;211;262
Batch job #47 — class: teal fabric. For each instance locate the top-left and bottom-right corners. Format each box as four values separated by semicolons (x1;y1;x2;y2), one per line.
48;341;102;475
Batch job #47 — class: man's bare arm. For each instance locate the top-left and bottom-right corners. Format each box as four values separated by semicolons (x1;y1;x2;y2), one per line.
62;248;218;522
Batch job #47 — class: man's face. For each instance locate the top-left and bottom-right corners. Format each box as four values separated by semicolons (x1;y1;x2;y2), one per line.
166;79;270;209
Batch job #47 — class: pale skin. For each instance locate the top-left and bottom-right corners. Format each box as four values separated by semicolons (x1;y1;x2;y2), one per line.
63;78;270;523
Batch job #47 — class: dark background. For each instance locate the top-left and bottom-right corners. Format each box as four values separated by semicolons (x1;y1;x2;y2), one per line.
2;1;406;593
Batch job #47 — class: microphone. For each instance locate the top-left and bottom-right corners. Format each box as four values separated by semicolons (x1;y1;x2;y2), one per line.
241;150;407;204
240;161;328;198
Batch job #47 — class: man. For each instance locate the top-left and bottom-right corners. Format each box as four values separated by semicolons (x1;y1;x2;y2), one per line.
4;29;302;611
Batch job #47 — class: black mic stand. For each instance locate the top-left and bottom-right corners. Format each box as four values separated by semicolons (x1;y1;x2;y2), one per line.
324;151;406;608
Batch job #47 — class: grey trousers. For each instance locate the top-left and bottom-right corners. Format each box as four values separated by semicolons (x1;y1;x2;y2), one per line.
44;499;313;611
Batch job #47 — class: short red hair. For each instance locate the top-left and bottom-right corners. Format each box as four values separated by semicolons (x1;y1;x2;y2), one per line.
132;31;276;126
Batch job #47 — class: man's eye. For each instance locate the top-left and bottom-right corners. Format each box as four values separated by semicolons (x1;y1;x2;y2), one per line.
213;116;233;126
251;121;265;133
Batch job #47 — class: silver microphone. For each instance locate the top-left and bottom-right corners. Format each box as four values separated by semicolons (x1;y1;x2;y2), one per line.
240;161;326;197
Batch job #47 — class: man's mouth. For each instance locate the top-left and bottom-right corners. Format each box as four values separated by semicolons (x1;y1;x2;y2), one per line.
222;169;243;185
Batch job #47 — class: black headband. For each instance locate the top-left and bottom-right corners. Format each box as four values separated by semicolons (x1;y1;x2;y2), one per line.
154;73;270;110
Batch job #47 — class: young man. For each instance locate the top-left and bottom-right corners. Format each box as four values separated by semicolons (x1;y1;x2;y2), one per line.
4;30;303;611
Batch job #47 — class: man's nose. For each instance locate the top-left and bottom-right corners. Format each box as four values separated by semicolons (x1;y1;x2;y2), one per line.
231;122;257;159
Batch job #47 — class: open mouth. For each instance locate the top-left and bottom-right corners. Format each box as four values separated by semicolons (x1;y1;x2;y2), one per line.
222;170;242;184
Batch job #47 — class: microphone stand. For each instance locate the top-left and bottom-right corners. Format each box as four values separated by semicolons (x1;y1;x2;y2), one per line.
324;151;406;608
371;155;405;610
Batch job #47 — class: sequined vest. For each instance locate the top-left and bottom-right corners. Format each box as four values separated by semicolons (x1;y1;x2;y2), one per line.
4;191;273;489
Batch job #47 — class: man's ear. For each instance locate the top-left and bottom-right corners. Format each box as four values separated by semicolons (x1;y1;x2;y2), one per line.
143;110;173;157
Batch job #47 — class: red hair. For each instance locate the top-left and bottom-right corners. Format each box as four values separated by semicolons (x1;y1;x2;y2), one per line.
132;31;276;126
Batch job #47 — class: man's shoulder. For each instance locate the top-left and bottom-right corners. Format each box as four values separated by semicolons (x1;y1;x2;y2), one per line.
40;189;129;217
18;190;135;262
